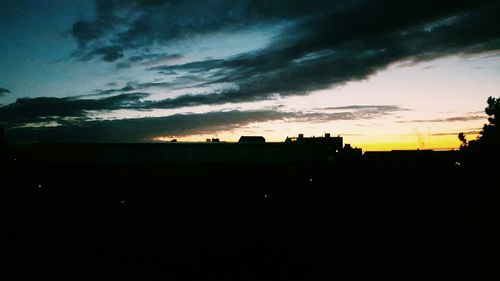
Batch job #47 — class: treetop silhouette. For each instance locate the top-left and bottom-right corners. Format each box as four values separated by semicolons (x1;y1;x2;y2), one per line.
459;96;500;153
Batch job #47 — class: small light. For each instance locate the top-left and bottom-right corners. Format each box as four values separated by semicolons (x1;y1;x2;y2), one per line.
13;158;17;162
121;200;125;204
264;194;268;198
309;178;313;182
38;184;42;188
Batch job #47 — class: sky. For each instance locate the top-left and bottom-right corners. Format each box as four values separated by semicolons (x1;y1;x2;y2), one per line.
1;0;500;150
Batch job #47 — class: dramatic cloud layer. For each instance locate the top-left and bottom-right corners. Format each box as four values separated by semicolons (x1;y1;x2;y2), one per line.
3;104;406;143
2;0;500;143
6;110;288;143
0;93;149;125
70;0;500;107
71;0;338;57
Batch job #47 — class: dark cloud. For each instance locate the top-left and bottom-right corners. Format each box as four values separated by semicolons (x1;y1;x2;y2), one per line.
78;45;124;62
399;115;486;123
67;1;500;109
137;0;500;107
0;87;11;96
0;93;149;125
71;20;103;47
431;129;482;136
1;86;404;127
90;81;183;98
2;103;405;143
95;46;124;62
87;83;141;98
116;53;183;69
86;76;210;99
71;0;339;61
128;53;182;63
5;110;291;143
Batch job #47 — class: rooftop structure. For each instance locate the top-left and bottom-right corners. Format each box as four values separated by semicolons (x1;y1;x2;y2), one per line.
285;133;343;151
238;136;266;143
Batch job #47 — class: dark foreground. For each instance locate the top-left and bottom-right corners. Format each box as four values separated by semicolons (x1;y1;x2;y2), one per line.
3;144;500;280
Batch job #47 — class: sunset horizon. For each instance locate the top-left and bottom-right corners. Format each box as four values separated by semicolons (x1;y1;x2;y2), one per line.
1;1;499;150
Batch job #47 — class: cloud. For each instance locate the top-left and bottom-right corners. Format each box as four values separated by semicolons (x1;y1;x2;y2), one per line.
1;86;404;127
134;0;500;107
399;115;486;123
2;103;405;143
5;1;500;143
0;93;149;125
431;129;482;136
116;53;183;69
71;0;339;61
290;105;407;123
71;20;103;47
5;110;291;143
318;105;406;111
65;1;500;109
93;46;124;62
76;45;124;62
0;87;11;96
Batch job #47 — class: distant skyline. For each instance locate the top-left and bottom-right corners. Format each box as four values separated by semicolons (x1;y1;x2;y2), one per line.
1;0;500;150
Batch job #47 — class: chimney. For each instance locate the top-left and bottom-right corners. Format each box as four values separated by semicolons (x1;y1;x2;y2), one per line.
325;133;330;138
298;133;304;139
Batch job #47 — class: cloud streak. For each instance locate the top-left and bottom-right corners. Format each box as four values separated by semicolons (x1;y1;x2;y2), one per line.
0;93;149;125
3;105;406;143
431;129;482;136
5;110;289;143
399;115;485;123
116;53;183;69
318;105;406;111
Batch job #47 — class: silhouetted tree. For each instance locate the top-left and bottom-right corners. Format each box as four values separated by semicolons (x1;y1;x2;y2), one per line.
479;96;500;148
458;132;468;149
459;96;500;151
458;96;500;173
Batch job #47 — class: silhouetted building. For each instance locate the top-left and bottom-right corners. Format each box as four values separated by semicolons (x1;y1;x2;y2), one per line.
285;133;343;152
341;143;363;160
238;136;265;143
15;132;364;165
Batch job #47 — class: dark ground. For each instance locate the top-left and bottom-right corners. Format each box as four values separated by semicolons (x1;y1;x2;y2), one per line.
2;144;500;280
